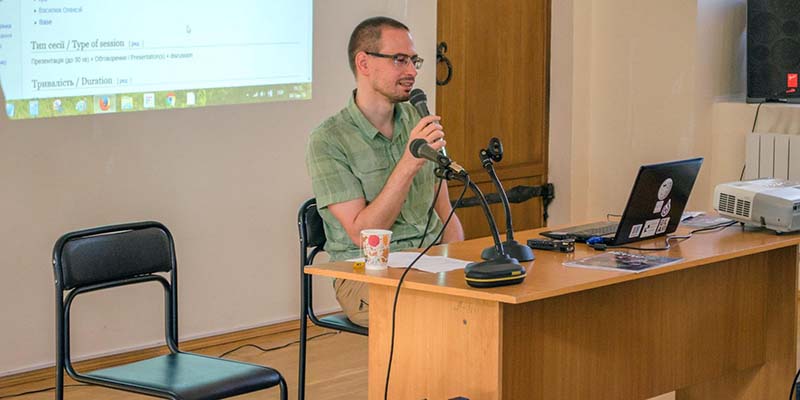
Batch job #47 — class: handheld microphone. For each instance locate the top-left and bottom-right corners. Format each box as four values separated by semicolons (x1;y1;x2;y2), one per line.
409;89;448;158
409;88;430;117
409;138;465;175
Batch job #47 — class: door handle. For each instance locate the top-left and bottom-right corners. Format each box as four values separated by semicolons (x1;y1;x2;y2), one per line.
436;41;453;86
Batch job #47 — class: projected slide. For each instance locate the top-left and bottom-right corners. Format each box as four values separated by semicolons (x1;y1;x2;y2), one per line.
0;0;313;119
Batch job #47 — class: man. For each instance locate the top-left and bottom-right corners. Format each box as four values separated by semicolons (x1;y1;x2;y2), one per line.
305;16;464;327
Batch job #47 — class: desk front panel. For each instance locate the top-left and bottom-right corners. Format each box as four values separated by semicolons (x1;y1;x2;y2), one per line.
502;246;797;400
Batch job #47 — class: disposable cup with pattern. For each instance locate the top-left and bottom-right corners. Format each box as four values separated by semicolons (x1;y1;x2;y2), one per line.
360;229;392;270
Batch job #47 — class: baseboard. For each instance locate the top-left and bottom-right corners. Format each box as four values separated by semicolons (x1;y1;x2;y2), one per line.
0;310;340;392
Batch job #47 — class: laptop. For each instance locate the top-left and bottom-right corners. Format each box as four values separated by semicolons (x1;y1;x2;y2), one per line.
541;157;703;245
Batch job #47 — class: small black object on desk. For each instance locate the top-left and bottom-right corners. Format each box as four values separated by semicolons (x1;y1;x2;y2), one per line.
528;238;575;253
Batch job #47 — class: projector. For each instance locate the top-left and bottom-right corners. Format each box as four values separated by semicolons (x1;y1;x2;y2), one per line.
714;179;800;233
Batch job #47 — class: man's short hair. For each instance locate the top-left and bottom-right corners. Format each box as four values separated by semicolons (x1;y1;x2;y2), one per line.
348;16;409;75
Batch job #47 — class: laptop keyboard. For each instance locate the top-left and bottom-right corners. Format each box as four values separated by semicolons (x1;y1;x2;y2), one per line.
561;221;618;237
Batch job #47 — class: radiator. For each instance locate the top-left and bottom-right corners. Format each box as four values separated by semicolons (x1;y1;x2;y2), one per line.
744;133;800;180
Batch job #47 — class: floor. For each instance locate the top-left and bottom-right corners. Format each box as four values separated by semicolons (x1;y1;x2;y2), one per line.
0;326;366;400
5;314;800;399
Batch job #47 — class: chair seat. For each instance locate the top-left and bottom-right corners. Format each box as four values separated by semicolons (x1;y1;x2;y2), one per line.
85;352;283;400
319;313;368;335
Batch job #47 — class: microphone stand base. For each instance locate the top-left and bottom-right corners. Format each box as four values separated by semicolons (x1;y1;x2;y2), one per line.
465;255;527;288
482;240;535;262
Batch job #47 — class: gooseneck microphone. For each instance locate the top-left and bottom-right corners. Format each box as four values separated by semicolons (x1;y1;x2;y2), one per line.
409;139;527;288
409;138;465;175
479;137;535;262
409;88;448;158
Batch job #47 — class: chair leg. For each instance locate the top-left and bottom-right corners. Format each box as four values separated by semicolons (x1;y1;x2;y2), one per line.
298;312;308;400
279;375;288;400
55;301;64;400
55;367;63;400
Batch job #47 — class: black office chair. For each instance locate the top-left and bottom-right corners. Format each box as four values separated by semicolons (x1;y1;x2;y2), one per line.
52;221;288;400
297;198;367;400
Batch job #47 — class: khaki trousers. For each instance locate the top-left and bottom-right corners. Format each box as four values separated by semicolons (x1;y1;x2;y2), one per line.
333;278;369;328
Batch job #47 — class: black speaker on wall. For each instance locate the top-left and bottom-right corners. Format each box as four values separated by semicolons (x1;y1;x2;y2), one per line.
747;0;800;103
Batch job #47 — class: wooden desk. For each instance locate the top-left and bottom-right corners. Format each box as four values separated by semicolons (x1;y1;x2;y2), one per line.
305;225;800;399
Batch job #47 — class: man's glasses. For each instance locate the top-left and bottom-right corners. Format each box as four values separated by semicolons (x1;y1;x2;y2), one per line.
365;51;424;70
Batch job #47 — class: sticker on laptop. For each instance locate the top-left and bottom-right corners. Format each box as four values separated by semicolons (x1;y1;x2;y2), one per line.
658;178;673;200
656;217;670;234
653;200;664;214
629;224;643;238
641;219;660;237
660;198;672;217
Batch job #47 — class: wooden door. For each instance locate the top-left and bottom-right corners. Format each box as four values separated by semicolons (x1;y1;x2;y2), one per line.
437;0;551;239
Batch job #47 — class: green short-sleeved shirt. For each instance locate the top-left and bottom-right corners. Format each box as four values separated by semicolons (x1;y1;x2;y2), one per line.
306;92;444;261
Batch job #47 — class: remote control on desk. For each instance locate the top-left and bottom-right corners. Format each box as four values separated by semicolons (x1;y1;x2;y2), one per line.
527;238;575;253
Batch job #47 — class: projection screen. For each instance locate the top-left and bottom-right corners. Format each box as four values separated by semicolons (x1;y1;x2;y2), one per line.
0;0;313;120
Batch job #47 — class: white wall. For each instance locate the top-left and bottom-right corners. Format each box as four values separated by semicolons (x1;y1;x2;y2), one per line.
0;0;437;376
708;102;800;188
549;0;753;224
548;4;794;399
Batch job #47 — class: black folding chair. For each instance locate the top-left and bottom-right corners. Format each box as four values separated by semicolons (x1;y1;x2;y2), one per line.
52;221;288;400
297;199;367;400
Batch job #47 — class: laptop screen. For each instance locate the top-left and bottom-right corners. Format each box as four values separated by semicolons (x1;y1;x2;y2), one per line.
611;158;703;245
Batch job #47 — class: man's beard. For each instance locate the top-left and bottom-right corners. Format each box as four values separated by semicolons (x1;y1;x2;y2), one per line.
390;93;411;103
375;79;414;103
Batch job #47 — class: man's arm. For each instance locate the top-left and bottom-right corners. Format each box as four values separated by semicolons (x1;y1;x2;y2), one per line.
433;179;464;243
328;116;446;245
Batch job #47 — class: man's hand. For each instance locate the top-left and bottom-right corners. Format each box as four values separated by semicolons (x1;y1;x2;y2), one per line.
402;115;446;169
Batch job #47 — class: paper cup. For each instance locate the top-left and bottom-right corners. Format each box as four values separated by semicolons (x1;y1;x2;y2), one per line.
361;229;392;270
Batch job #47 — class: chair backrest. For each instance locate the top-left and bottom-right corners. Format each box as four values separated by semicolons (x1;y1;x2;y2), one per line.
298;198;326;266
297;198;367;338
54;222;174;290
52;221;180;368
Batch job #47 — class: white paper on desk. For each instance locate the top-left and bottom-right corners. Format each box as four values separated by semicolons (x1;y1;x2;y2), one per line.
681;211;705;221
389;252;471;273
348;252;470;273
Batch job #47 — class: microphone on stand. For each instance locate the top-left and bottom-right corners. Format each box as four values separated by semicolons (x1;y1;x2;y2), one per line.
409;139;527;288
409;139;465;175
479;137;535;262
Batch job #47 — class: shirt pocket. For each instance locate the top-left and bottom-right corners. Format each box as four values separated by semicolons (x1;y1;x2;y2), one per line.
351;155;390;202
